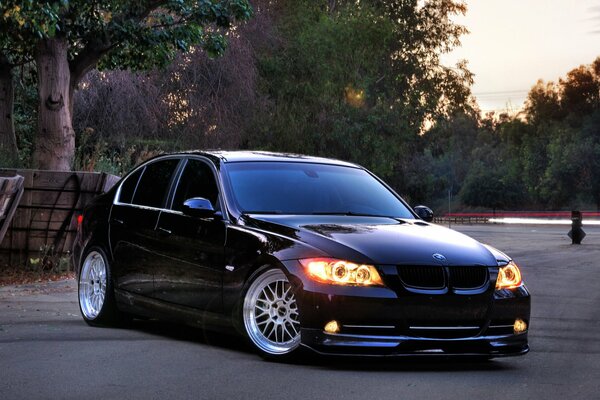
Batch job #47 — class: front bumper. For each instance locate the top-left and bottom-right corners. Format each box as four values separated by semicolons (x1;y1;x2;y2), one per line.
283;260;531;357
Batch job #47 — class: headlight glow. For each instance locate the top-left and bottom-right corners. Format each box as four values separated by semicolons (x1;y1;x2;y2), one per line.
496;261;523;290
300;258;384;286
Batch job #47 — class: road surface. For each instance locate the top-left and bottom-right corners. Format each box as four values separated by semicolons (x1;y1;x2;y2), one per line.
1;224;599;399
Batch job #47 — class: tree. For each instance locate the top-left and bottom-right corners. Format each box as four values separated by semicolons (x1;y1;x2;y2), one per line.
249;0;473;179
523;79;563;124
460;164;525;212
0;16;31;164
559;62;600;116
0;0;252;170
0;53;18;163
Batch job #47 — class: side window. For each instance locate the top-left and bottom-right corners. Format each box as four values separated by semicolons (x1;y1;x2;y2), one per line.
172;159;219;212
118;167;144;204
132;159;180;208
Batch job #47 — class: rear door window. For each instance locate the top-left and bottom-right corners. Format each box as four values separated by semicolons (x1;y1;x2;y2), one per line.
132;158;180;208
118;168;144;204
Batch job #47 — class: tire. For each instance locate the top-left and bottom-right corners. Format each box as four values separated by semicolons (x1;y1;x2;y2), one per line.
77;246;124;326
242;268;302;359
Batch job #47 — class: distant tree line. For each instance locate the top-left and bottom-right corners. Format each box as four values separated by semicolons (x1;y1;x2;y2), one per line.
4;0;600;211
454;58;600;211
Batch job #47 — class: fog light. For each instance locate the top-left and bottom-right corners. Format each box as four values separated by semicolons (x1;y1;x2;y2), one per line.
514;319;527;334
324;320;340;334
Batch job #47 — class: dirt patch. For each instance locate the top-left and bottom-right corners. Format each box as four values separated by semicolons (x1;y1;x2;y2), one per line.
0;266;75;286
0;277;76;299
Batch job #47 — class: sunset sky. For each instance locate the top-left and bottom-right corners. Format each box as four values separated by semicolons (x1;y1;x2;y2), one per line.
443;0;600;113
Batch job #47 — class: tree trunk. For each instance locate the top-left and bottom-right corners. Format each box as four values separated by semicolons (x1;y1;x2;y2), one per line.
32;37;75;171
0;60;18;164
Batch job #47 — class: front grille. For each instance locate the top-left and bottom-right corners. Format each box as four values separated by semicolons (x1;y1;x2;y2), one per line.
398;266;445;289
397;265;489;290
450;266;488;289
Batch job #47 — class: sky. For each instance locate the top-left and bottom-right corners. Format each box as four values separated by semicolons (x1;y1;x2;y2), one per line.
443;0;600;113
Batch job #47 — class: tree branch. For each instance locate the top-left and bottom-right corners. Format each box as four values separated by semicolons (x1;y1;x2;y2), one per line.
69;41;115;87
69;1;166;86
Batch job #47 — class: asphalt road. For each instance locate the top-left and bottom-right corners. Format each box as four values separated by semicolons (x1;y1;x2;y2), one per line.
1;224;599;400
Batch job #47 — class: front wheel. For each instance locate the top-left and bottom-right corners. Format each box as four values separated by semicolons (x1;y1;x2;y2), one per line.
242;268;301;358
78;247;123;326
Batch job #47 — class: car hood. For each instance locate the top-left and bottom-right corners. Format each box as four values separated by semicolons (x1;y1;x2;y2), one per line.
243;215;498;266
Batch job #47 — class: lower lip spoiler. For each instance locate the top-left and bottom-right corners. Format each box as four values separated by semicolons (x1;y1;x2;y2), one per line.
301;343;530;358
301;342;530;358
300;328;529;358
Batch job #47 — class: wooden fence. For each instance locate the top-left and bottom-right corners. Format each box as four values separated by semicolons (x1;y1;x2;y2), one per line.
0;175;25;244
0;169;120;267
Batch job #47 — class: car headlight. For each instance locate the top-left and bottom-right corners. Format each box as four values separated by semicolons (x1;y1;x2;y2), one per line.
300;258;384;286
496;261;523;290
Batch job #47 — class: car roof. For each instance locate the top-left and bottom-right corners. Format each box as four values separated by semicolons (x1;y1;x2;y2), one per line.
178;150;361;168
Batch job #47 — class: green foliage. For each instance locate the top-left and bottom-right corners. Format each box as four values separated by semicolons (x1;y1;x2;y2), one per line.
0;0;252;170
4;1;598;213
74;128;181;176
524;80;564;124
12;66;38;166
560;64;600;116
0;0;253;71
250;0;473;180
416;57;600;211
459;162;527;211
460;168;505;210
516;58;600;209
403;56;595;211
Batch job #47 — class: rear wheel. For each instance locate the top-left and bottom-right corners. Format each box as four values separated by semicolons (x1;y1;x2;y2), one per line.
242;268;301;358
78;247;123;326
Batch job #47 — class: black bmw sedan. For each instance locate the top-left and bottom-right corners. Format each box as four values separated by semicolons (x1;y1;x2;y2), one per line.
73;151;530;359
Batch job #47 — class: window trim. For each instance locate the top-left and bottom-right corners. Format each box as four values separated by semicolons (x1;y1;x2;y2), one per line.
165;155;229;222
115;165;145;205
112;154;229;221
220;161;417;220
113;155;183;212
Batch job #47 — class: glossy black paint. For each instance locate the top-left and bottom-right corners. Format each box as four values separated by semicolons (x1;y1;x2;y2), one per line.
151;211;226;311
182;197;217;218
414;205;434;222
73;151;530;357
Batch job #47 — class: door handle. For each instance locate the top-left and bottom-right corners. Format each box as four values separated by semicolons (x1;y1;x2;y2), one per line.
157;227;172;236
111;218;124;225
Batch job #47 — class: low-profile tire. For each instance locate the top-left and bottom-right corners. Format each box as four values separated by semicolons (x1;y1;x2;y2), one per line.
242;268;302;360
78;246;125;326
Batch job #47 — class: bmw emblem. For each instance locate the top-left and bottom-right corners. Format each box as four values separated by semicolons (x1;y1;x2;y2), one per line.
432;253;447;262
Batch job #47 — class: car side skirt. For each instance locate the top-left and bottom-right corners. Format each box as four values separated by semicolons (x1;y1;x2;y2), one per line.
114;289;234;332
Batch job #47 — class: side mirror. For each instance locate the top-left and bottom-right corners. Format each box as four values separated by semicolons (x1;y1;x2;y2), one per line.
182;197;216;218
414;205;434;222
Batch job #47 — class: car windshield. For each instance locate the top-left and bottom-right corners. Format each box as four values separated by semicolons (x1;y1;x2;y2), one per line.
224;162;415;219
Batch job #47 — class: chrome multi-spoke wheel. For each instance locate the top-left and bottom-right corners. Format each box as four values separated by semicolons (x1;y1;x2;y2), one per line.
243;269;301;356
79;250;107;320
